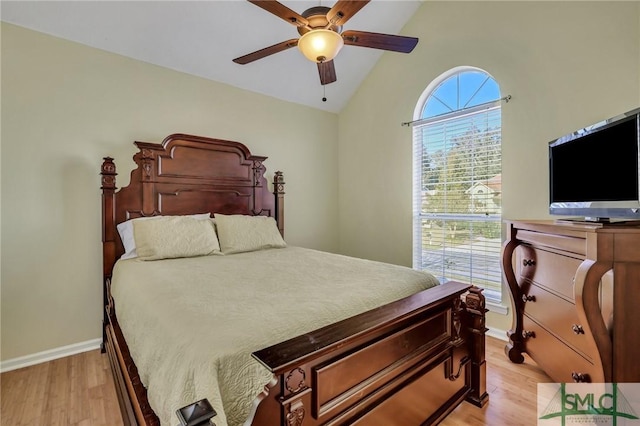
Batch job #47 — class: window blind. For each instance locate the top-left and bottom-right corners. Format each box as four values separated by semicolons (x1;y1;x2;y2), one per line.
412;104;502;300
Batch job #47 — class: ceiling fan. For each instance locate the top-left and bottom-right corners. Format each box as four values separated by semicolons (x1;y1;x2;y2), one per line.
232;0;419;86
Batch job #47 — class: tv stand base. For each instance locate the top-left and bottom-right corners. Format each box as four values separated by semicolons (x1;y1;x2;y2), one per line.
555;217;640;226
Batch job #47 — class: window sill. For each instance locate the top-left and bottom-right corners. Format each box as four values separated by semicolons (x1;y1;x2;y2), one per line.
485;299;509;316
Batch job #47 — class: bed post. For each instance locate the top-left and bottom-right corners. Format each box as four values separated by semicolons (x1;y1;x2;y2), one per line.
273;171;285;237
101;157;117;352
464;286;489;407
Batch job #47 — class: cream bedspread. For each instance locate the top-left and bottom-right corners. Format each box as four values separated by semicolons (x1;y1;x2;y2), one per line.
111;246;440;426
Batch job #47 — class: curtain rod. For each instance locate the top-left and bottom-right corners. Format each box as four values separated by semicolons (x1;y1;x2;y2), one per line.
401;94;512;127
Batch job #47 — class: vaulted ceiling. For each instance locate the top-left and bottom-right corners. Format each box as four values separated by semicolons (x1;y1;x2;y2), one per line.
1;1;422;113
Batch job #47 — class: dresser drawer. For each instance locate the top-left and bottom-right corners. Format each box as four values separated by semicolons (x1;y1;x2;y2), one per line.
523;315;603;383
516;244;583;300
521;284;594;360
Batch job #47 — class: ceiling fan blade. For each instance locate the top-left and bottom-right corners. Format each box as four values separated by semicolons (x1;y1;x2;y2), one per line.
342;30;418;53
247;0;309;27
318;60;337;85
326;0;370;26
233;39;299;65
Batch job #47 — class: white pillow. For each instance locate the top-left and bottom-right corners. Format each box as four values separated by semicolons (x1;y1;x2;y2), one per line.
117;213;210;259
214;213;286;254
133;216;221;261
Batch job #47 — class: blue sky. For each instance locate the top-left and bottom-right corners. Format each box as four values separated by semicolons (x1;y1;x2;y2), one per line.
422;71;500;119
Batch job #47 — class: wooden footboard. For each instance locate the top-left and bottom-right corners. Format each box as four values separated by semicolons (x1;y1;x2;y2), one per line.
248;282;488;426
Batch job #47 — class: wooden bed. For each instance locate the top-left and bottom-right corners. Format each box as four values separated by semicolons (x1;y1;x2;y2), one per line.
100;133;488;426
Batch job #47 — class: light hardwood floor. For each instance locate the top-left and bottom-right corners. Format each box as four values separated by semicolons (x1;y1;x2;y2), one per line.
442;336;552;426
1;336;551;425
1;348;123;426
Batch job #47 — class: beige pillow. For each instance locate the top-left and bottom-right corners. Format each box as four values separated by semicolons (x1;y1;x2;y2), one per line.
133;216;221;260
117;213;211;259
214;213;286;254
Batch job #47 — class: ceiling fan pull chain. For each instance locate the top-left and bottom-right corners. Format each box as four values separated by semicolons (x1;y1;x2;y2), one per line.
322;86;327;102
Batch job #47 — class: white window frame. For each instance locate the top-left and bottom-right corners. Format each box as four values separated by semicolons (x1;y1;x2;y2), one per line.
412;66;504;305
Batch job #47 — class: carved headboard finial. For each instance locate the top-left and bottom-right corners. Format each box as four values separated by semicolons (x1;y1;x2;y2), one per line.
274;171;285;194
101;157;117;190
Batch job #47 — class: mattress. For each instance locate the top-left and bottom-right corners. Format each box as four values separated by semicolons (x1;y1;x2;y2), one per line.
110;246;440;426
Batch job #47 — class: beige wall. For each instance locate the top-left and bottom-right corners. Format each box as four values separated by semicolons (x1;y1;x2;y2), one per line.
0;23;339;361
338;1;640;332
3;1;640;362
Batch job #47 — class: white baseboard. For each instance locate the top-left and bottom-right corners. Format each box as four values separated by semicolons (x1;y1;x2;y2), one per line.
1;338;102;373
487;327;508;342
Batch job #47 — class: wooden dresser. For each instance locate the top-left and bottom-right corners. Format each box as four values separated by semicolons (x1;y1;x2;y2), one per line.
503;220;640;383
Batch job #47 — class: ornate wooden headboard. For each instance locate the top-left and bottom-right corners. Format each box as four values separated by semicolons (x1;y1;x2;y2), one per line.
100;133;285;280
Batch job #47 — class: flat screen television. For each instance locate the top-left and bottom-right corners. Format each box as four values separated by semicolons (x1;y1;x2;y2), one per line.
549;107;640;222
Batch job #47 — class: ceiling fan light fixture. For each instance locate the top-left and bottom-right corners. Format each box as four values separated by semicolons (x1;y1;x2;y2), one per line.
297;29;344;63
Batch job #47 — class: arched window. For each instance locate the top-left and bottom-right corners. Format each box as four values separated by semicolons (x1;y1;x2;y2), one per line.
412;67;502;300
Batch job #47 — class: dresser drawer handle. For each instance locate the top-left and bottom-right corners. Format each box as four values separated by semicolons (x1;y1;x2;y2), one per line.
572;372;590;383
522;330;535;339
572;324;585;335
522;259;536;267
522;294;536;303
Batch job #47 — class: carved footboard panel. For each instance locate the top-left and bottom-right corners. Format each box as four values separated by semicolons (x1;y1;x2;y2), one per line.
249;282;488;426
